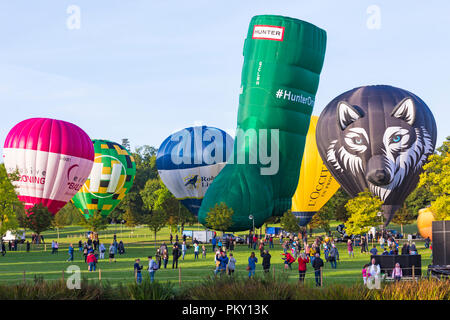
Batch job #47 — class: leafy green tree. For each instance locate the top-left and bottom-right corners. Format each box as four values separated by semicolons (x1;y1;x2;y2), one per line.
319;188;351;222
404;184;434;217
121;138;131;152
140;179;162;212
391;204;416;235
113;144;159;222
79;211;109;232
280;210;301;234
144;210;168;248
205;202;234;232
23;204;54;237
58;202;83;225
0;165;23;235
52;211;70;240
344;190;383;236
123;208;140;227
418;137;450;220
309;207;333;234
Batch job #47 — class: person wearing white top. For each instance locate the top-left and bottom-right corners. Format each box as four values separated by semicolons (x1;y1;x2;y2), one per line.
148;256;157;283
194;243;199;260
367;258;381;289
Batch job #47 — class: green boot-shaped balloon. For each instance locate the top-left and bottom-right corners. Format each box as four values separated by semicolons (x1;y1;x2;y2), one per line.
198;15;327;231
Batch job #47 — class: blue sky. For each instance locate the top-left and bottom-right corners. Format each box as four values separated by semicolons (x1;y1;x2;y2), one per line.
0;0;448;154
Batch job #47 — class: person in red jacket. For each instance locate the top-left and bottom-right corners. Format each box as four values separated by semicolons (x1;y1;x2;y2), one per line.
86;252;98;272
282;252;295;270
298;252;310;283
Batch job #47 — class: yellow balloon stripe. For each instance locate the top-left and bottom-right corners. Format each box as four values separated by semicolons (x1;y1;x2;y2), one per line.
292;116;340;214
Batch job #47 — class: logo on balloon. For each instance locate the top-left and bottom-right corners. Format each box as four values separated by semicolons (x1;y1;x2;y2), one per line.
87;155;126;198
184;174;200;190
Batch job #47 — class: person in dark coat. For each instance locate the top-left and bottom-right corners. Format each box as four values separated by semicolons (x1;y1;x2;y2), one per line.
26;241;30;252
172;244;180;269
260;250;271;273
312;253;324;287
1;241;6;256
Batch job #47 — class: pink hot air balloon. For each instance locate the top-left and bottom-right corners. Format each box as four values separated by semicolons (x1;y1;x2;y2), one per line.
3;118;94;215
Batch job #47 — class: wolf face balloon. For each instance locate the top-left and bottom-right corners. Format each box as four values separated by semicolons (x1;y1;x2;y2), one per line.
316;85;437;224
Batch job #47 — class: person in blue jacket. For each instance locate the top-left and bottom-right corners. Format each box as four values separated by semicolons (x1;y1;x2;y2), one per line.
67;244;74;262
211;237;217;252
248;252;258;278
216;251;229;276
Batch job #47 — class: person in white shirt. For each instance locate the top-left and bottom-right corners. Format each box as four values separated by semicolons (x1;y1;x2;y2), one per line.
99;243;106;259
148;256;157;283
367;258;381;289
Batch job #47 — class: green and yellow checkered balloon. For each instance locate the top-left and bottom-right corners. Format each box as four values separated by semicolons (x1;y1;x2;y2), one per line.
71;139;136;218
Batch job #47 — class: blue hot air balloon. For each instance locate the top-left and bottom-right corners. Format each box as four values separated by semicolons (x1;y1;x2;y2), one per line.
156;126;234;216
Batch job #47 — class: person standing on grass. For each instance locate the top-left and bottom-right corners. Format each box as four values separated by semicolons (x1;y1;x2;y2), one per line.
134;258;143;284
55;241;59;254
347;239;354;258
163;249;169;268
202;245;207;259
261;249;271;273
78;240;83;252
1;241;6;256
148;256;158;283
172;244;180;269
248;252;258;279
155;249;162;269
312;252;324;287
362;264;369;285
269;235;274;249
328;243;339;269
214;250;221;275
217;251;229;276
194;243;199;260
87;251;97;272
181;241;187;260
99;243;106;260
368;258;381;282
228;253;236;276
370;245;378;255
282;251;295;270
109;243;116;263
67;244;74;262
298;252;309;283
379;236;385;250
361;236;367;253
26;241;30;253
212;236;217;252
391;262;403;281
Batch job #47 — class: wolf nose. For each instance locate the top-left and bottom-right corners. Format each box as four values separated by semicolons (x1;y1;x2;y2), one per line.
367;169;391;186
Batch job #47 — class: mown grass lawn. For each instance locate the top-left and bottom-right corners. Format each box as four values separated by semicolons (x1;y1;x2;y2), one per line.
0;222;430;288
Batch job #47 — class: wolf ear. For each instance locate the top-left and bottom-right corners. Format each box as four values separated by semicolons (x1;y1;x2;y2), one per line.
337;101;362;130
391;98;415;125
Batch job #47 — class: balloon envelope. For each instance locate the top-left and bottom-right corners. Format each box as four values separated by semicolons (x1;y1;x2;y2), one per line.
3;118;94;215
291;116;340;226
316;85;437;224
156;126;233;215
417;207;434;240
71;139;136;218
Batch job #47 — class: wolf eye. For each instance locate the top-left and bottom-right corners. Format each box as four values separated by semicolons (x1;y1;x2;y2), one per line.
353;137;363;145
392;135;401;143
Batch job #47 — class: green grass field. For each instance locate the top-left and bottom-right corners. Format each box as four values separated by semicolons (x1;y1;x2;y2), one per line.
0;222;430;288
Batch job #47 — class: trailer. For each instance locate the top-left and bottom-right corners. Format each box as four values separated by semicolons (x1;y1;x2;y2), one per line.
182;230;215;243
